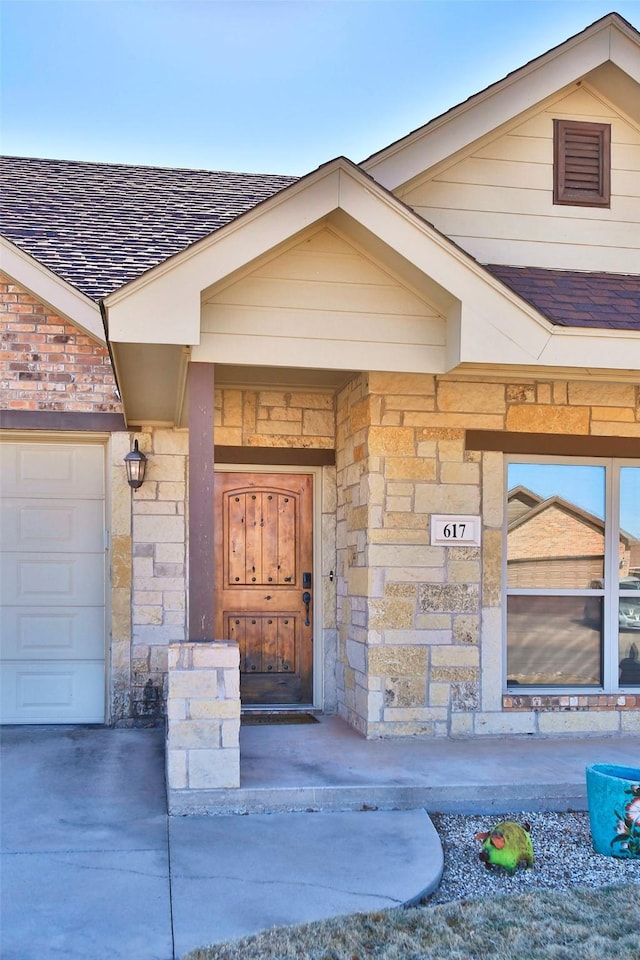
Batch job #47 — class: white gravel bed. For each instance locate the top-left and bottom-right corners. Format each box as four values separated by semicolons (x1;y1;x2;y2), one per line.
427;811;640;904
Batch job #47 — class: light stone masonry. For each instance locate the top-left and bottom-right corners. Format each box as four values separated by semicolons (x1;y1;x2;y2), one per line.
109;372;639;742
537;711;621;735
166;641;240;796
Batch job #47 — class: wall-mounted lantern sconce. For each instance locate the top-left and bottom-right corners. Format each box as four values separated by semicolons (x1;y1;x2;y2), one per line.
124;439;148;489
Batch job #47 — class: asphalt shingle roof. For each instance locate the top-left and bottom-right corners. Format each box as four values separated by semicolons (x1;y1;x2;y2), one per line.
486;265;640;331
1;157;638;334
0;156;297;301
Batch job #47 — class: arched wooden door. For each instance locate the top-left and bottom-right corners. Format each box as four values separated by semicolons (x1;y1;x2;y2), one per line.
214;472;314;705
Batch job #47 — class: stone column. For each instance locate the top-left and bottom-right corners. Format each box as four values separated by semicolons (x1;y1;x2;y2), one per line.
166;641;240;805
166;364;241;802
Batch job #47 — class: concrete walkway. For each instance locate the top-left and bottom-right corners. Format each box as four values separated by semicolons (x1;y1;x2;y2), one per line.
2;721;639;959
0;725;440;960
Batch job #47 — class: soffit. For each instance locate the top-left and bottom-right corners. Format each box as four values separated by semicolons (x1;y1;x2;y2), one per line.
110;343;189;426
587;62;640;123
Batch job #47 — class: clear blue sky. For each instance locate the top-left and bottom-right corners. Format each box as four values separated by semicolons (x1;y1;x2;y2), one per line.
2;1;639;175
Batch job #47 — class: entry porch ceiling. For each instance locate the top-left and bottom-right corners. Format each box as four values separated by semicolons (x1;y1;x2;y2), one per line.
110;345;357;427
212;363;356;393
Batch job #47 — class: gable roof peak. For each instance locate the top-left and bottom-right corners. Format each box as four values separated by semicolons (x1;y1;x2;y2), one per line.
362;10;640;190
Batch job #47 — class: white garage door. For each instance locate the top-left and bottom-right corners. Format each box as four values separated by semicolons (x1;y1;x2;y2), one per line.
0;441;106;723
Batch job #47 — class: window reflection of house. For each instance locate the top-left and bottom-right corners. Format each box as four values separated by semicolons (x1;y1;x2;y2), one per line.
507;486;635;589
505;466;640;690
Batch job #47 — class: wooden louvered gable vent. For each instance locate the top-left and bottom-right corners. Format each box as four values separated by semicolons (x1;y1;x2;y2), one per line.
553;119;611;207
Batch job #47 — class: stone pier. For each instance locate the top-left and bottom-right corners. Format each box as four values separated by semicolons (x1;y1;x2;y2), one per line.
166;641;240;808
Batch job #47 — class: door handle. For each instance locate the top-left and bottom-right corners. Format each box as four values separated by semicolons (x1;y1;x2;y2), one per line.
302;591;311;626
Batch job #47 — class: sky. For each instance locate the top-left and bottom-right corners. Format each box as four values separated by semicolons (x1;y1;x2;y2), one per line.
1;0;639;175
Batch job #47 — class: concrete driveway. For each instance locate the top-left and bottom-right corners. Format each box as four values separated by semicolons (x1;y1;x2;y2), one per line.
0;725;440;960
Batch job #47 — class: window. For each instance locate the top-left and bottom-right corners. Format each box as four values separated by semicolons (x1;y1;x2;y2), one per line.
505;460;640;690
553;119;611;207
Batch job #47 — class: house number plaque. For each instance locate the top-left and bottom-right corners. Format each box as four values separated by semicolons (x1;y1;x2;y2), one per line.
430;515;481;546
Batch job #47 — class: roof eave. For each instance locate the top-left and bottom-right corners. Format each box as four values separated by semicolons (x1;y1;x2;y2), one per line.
0;235;105;342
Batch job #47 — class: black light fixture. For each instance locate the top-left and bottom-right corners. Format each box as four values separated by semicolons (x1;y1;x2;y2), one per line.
124;439;148;489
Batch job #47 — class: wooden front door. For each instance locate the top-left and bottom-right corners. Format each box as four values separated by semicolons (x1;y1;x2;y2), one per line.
214;472;314;705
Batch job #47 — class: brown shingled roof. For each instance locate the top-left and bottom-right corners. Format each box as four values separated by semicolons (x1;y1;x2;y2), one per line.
2;157;638;335
0;156;297;301
485;265;640;331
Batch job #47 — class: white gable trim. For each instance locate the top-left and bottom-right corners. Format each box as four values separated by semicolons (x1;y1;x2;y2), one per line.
0;236;104;343
104;159;553;366
104;158;640;377
363;14;640;191
105;161;345;345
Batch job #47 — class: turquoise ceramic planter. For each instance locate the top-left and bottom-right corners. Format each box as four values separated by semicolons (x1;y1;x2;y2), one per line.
586;763;640;858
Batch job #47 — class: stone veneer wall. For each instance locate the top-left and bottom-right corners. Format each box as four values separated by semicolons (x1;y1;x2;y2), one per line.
123;428;188;720
117;387;339;721
109;428;188;722
113;373;638;735
166;641;240;795
214;387;334;448
110;431;135;720
335;371;640;738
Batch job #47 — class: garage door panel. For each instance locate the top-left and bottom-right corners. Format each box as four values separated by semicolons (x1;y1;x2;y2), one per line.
1;443;105;499
0;607;105;660
1;662;105;724
1;441;106;724
1;499;104;552
1;554;105;606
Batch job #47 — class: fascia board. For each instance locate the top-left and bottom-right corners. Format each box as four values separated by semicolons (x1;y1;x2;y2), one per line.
364;24;627;190
445;301;462;371
105;165;342;345
0;236;104;342
108;342;132;425
457;311;640;373
536;327;640;371
611;23;640;82
456;303;550;368
192;330;446;374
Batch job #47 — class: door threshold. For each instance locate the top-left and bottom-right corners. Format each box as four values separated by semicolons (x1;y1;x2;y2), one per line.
241;710;320;726
241;706;319;715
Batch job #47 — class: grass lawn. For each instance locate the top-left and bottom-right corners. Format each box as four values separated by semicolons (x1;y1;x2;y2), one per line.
184;884;639;960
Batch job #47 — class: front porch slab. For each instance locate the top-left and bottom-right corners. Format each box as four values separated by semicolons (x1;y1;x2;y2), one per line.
167;713;640;815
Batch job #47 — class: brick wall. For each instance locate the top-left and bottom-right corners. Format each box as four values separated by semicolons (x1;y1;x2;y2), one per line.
0;273;121;414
